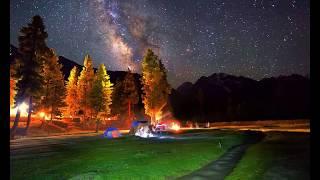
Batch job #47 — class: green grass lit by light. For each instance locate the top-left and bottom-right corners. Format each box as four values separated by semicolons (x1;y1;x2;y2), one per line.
11;131;245;180
225;142;273;180
225;132;310;180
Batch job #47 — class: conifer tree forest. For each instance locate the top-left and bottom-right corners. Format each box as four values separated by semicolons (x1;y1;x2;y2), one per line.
10;15;171;139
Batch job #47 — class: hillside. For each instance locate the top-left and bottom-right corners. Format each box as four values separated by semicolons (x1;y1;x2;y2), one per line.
10;45;142;84
170;73;310;122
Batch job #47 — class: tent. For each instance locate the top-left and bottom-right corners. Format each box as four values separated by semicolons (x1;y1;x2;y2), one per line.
129;120;150;135
131;120;148;128
131;121;140;128
103;127;121;139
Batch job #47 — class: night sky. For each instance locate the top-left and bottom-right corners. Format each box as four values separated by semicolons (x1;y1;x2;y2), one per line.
10;0;310;88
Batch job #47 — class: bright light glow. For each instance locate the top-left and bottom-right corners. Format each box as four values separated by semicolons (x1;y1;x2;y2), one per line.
39;112;45;118
45;115;51;120
171;123;180;131
157;119;181;132
18;102;28;112
10;102;29;117
135;126;156;138
155;113;162;122
37;111;50;120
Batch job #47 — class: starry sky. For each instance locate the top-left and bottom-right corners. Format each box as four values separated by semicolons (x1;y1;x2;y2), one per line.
10;0;310;88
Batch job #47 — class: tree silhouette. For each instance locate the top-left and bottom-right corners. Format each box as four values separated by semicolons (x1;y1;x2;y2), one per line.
111;69;139;127
11;15;49;139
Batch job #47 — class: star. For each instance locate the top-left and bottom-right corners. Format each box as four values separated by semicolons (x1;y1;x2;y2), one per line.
10;0;310;88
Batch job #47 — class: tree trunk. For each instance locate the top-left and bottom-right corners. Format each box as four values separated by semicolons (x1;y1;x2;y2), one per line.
132;104;135;118
50;104;53;121
51;85;56;121
151;112;156;125
95;119;99;133
10;108;21;140
39;118;45;128
25;96;33;134
128;100;131;119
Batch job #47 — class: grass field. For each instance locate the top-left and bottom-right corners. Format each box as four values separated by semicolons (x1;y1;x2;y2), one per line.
11;130;246;180
225;132;310;180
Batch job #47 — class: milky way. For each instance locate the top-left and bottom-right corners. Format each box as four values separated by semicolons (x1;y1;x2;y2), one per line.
10;0;310;88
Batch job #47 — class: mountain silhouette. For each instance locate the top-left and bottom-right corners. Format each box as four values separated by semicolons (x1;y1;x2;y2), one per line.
10;44;310;122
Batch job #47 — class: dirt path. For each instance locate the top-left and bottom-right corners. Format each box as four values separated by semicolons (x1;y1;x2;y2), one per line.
179;131;264;180
10;133;102;158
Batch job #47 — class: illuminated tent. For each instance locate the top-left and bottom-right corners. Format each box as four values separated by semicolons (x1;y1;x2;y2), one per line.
131;120;148;128
103;127;121;139
129;120;152;136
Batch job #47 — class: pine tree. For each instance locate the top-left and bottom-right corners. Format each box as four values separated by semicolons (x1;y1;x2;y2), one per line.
77;55;95;120
11;15;49;139
88;64;113;132
141;49;171;125
122;69;139;119
89;65;105;114
111;70;139;127
111;79;126;115
65;66;79;117
39;49;66;120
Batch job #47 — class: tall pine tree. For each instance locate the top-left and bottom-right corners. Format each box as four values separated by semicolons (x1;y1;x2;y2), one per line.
111;79;126;116
141;49;171;125
65;66;79;117
123;69;139;119
39;49;66;120
11;15;49;139
88;64;113;132
111;69;139;128
77;55;95;120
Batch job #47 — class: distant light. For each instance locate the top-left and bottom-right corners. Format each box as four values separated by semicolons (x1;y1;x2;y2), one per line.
171;123;180;131
45;115;50;121
39;112;45;118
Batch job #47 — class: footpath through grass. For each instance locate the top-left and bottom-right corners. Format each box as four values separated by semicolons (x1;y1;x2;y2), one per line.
11;130;245;180
225;132;310;180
